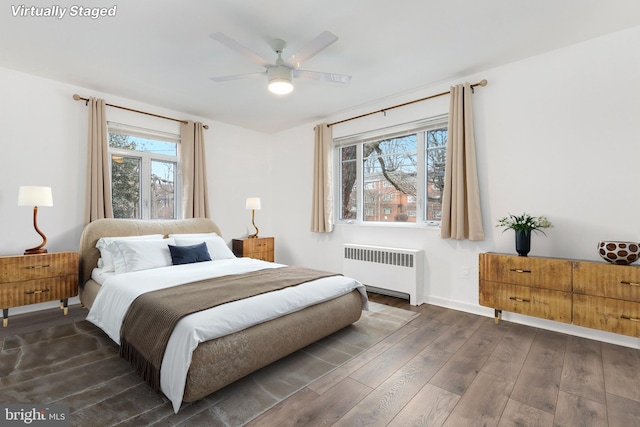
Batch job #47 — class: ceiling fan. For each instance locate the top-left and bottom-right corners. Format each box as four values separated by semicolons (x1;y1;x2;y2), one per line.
209;31;352;95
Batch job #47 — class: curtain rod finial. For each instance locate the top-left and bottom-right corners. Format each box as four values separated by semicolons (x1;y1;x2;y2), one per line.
478;79;488;87
72;94;81;100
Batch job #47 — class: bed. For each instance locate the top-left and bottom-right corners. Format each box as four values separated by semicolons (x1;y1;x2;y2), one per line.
78;218;366;413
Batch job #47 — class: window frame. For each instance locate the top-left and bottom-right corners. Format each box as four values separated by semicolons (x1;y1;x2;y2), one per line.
107;123;182;220
333;115;448;227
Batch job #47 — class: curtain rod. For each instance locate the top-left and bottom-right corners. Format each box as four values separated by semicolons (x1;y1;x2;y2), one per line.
72;94;209;129
327;79;487;128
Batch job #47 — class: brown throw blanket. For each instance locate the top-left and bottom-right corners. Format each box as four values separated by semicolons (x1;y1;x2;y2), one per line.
119;266;340;391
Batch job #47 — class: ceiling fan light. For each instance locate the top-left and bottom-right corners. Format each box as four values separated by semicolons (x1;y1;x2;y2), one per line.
268;79;294;95
267;66;294;95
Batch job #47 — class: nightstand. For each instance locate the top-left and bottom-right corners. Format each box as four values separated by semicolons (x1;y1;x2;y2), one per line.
0;251;78;326
232;237;274;262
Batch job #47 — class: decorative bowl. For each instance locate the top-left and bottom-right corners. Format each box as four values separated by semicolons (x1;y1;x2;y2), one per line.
598;241;640;265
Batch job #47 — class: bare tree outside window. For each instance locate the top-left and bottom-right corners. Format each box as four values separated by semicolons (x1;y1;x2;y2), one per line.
425;128;447;220
336;116;448;225
363;135;417;222
151;160;175;219
340;145;357;219
108;131;179;220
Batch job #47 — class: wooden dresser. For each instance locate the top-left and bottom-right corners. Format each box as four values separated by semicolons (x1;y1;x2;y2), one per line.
479;253;640;337
0;252;78;326
232;237;274;262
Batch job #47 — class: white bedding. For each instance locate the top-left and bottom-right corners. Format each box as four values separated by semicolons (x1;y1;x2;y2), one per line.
86;258;368;413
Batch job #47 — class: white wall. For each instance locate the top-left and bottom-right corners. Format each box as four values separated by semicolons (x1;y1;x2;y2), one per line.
270;26;640;348
0;67;272;314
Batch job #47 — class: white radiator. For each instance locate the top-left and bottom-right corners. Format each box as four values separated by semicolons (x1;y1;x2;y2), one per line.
343;244;424;306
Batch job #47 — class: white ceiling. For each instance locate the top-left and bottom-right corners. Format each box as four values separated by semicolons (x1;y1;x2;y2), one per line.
2;0;639;133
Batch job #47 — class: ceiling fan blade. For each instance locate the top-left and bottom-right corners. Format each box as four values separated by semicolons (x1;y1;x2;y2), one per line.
210;71;265;82
294;69;352;84
210;32;272;68
284;31;338;69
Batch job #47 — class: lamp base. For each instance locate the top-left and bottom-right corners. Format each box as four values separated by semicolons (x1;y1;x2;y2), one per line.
248;209;259;239
24;248;47;255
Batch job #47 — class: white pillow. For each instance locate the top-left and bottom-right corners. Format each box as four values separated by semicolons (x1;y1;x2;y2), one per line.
168;232;219;239
173;235;236;260
96;234;164;271
111;238;176;274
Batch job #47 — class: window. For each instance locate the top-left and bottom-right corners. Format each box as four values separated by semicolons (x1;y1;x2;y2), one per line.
108;124;181;220
335;115;448;225
425;127;447;222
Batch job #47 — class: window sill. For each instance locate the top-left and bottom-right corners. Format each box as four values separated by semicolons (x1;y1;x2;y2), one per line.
335;221;441;230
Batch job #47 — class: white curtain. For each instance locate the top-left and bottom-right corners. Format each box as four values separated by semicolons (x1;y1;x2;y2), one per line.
84;97;113;223
180;121;210;218
440;83;485;241
311;123;334;232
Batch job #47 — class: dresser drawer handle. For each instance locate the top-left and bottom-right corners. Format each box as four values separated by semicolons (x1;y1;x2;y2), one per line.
509;296;530;303
620;281;640;287
25;289;50;295
25;264;51;269
621;315;640;322
509;269;532;274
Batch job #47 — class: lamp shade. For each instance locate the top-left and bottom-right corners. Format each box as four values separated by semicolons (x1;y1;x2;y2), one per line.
245;197;261;210
18;186;53;207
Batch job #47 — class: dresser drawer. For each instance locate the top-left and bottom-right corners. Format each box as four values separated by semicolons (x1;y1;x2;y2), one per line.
480;280;572;323
0;275;78;309
573;261;640;302
0;252;78;283
573;294;640;337
479;253;572;292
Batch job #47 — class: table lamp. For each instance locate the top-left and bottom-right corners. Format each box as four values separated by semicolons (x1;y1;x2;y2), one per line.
18;186;53;255
245;197;261;238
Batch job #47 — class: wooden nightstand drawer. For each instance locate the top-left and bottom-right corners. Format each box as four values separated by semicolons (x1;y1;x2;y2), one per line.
573;294;640;337
0;252;77;283
232;238;274;262
479;253;572;292
247;251;274;262
1;276;77;308
241;238;274;254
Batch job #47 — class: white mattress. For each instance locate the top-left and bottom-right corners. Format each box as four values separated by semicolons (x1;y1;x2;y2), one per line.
86;258;368;413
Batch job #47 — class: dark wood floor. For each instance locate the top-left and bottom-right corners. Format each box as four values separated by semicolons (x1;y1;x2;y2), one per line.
248;293;640;427
2;295;639;426
0;303;87;341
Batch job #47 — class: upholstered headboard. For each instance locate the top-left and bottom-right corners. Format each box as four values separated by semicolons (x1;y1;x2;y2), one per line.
78;218;223;286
